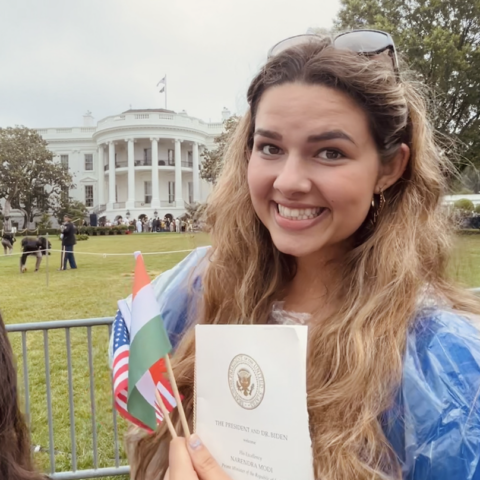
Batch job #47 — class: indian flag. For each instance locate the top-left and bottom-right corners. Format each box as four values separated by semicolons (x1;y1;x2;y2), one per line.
126;251;175;430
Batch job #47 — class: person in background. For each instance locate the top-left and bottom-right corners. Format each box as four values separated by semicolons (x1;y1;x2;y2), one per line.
136;218;142;233
2;231;15;255
60;214;77;271
20;236;50;273
0;311;46;479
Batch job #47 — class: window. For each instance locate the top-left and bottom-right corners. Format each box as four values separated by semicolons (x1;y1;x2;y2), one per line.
168;149;175;166
85;153;93;170
144;181;152;204
85;185;94;207
188;182;193;204
115;185;118;202
144;148;152;162
168;181;175;203
60;154;69;169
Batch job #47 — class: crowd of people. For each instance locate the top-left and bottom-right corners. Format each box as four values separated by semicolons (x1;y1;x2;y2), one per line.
99;216;194;233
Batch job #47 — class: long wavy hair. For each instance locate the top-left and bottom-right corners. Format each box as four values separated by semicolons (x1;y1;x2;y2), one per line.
0;312;45;480
132;37;480;479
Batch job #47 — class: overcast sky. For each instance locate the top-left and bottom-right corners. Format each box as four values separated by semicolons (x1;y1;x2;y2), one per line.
0;0;341;128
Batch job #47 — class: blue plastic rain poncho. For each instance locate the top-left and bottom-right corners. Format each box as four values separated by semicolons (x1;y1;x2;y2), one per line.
111;247;480;479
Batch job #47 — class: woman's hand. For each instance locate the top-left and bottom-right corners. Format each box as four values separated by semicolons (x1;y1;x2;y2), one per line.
167;435;232;480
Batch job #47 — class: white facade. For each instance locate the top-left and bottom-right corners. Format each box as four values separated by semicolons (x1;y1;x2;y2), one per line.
36;108;225;223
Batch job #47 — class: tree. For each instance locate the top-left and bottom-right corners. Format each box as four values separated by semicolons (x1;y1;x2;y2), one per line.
180;201;207;225
52;197;88;225
37;212;52;230
200;116;240;184
334;0;480;168
451;164;480;193
0;126;74;227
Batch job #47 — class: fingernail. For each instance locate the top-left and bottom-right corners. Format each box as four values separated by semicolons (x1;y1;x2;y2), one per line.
188;434;202;450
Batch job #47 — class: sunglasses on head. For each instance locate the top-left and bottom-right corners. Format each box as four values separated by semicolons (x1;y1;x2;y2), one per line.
268;29;398;74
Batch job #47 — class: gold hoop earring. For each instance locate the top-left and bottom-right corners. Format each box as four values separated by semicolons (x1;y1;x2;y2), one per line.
372;189;386;225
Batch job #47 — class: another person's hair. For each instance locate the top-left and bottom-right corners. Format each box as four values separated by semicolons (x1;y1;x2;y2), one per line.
0;312;45;480
133;37;480;479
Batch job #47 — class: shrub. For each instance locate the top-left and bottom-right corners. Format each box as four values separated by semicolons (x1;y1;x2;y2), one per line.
76;234;89;241
454;198;475;211
474;205;480;214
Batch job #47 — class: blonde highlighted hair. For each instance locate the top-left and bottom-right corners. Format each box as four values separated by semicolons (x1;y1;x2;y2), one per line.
132;37;480;479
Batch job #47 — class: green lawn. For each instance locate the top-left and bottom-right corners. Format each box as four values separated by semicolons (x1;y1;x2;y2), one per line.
0;232;210;479
450;235;480;288
0;232;479;479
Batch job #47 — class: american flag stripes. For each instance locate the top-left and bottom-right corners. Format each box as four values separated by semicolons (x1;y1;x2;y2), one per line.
112;307;177;430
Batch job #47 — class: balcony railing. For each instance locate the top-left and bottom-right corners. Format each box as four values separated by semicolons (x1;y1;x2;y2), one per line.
182;161;193;168
160;200;176;207
135;159;152;167
159;159;175;166
113;202;126;209
104;160;177;170
134;201;151;208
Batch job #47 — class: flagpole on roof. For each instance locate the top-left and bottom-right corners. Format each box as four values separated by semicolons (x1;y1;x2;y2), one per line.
157;75;167;110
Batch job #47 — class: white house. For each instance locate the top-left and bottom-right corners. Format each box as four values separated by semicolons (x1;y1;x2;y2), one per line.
11;107;228;227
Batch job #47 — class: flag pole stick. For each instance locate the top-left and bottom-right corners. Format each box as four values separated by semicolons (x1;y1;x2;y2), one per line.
155;389;177;438
165;354;190;437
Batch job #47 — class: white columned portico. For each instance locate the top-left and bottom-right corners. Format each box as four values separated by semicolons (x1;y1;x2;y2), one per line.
97;144;105;206
107;141;116;210
174;139;184;207
151;138;160;208
126;138;135;209
192;142;200;202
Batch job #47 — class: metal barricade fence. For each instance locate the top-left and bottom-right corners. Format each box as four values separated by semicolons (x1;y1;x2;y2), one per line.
6;317;130;479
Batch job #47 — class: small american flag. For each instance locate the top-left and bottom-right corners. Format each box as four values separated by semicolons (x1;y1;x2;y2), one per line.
112;310;177;430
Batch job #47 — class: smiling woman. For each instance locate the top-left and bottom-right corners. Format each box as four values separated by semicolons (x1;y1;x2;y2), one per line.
127;33;480;480
248;83;408;260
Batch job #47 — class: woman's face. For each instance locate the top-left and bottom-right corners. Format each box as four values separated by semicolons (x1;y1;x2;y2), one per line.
248;83;390;260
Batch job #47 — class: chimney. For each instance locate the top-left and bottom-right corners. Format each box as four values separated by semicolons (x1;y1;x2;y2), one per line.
83;110;94;127
221;107;231;121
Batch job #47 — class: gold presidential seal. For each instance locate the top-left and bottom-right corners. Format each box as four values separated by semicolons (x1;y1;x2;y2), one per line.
228;354;265;410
